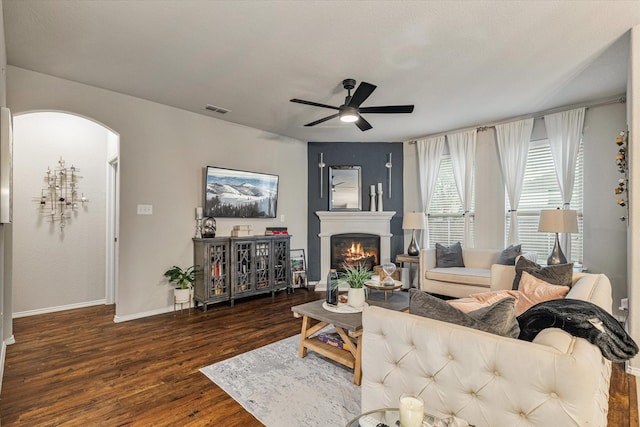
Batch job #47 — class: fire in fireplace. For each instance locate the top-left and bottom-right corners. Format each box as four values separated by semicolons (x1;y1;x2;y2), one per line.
330;233;380;272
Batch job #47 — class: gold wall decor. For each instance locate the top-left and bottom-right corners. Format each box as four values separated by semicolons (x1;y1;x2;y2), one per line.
614;131;629;221
36;157;88;230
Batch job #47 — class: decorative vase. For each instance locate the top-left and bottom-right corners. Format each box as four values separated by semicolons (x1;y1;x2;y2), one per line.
347;287;366;309
174;288;191;304
326;269;339;306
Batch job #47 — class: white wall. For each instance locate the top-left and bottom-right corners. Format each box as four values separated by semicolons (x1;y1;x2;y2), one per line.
627;25;639;376
582;103;628;320
12;112;110;314
7;66;308;321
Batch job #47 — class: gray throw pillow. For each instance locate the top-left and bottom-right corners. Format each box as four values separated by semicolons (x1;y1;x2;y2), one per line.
496;244;522;265
435;242;464;268
409;289;520;338
512;257;573;290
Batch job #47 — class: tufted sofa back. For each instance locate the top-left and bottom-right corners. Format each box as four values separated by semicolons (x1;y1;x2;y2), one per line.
361;273;613;427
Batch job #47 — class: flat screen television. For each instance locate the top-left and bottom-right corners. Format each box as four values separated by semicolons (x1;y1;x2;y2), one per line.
204;166;279;218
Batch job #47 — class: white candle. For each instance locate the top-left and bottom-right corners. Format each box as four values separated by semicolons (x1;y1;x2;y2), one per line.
196;207;203;219
370;185;375;194
399;394;424;427
377;182;382;191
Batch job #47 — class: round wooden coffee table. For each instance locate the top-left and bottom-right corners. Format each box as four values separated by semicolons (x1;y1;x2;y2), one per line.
365;280;402;300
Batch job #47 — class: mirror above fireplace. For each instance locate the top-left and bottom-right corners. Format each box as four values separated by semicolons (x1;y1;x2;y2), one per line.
329;166;361;211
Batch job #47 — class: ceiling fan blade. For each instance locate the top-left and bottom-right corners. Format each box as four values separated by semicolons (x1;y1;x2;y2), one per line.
304;113;340;127
348;82;376;108
359;105;415;114
355;115;373;131
290;99;340;110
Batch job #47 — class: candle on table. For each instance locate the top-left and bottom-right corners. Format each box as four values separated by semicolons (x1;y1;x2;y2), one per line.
196;207;203;219
399;394;424;427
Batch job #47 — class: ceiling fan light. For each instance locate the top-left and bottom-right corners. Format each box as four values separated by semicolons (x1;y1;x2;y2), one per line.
339;107;359;123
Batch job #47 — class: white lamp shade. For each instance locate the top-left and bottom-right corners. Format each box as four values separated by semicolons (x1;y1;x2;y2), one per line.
402;212;426;230
538;209;578;233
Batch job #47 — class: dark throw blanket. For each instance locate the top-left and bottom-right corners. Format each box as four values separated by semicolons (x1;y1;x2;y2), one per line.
517;299;638;363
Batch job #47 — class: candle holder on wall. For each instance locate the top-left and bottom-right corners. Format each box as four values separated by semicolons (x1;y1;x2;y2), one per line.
385;153;392;198
318;152;326;198
36;156;88;231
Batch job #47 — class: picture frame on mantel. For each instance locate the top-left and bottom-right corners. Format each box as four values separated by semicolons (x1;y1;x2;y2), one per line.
328;165;361;211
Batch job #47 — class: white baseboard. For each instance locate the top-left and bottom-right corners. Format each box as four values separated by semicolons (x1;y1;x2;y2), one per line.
13;299;107;318
0;340;6;393
113;302;195;323
626;360;640;376
6;335;15;345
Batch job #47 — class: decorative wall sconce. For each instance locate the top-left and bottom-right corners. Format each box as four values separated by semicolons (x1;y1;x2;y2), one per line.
318;152;326;198
385;153;392;198
36;157;88;230
614;131;629;221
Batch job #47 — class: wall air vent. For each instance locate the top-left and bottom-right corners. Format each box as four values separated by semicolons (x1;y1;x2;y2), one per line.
204;104;231;115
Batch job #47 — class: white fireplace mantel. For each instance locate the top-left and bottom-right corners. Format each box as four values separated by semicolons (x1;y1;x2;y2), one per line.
316;211;396;287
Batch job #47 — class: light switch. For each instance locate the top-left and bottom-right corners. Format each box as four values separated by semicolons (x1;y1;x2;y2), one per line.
137;204;153;215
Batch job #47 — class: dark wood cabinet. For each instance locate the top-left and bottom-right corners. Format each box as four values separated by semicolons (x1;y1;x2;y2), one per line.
193;235;291;310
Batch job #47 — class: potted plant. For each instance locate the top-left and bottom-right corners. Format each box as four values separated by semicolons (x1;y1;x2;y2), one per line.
341;263;372;309
163;265;197;304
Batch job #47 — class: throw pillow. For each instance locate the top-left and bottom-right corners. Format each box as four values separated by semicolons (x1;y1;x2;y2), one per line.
512;256;573;290
409;289;519;338
514;271;570;315
496;244;522;265
435;242;465;268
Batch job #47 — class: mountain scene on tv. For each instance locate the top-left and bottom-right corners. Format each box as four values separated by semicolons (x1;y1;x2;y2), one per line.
205;168;278;218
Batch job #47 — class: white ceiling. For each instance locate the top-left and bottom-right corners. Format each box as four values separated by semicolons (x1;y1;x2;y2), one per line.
4;1;640;143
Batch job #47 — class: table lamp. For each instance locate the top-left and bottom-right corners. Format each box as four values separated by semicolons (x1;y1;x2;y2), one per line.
402;212;426;256
538;208;578;265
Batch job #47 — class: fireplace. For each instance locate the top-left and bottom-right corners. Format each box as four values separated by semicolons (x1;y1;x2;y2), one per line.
330;233;380;272
316;211;396;287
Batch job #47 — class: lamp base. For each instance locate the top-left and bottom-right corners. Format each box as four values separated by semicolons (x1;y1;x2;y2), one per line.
407;231;420;256
547;232;568;265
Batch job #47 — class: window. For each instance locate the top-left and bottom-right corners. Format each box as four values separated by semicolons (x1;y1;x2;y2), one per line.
428;155;475;247
506;139;583;263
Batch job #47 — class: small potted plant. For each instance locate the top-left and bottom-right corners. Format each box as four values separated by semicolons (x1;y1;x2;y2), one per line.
163;265;197;304
341;263;372;309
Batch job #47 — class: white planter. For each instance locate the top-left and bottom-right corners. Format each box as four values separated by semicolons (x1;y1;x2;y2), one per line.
347;287;366;309
174;288;191;304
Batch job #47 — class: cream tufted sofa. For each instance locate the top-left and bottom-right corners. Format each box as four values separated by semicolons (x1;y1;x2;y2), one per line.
361;272;613;427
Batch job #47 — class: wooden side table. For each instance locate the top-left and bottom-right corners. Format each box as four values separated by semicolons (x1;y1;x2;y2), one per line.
395;254;420;288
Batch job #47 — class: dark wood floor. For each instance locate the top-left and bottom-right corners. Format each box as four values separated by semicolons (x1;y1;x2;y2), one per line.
0;290;637;426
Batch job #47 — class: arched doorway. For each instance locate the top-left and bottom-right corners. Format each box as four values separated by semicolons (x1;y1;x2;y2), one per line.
12;111;119;316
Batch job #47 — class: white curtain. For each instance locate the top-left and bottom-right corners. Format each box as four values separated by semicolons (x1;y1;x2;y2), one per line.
447;129;477;248
416;136;446;248
495;118;534;245
544;107;585;261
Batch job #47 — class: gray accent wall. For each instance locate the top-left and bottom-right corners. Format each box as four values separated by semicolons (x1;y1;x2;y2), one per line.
307;142;404;281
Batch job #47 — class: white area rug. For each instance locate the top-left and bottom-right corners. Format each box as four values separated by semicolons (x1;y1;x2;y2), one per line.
200;334;361;427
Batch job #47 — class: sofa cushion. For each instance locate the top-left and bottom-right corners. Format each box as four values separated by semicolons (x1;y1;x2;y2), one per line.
435;242;464;268
496;244;521;265
426;267;491;286
409;289;519;337
512;257;573;290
